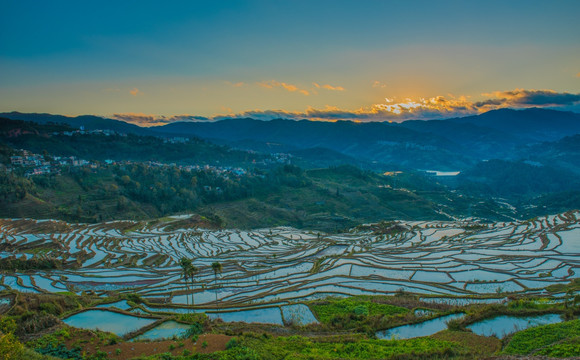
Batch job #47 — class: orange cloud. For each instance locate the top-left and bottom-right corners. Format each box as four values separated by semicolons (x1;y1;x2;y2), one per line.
110;88;580;126
313;82;345;91
129;88;141;96
258;80;309;95
225;81;245;87
213;89;580;122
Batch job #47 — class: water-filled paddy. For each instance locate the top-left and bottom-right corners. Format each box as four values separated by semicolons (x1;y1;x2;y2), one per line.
63;309;157;336
281;304;319;325
466;314;563;338
376;313;464;339
132;321;190;341
207;307;284;325
95;300;132;310
0;211;578;306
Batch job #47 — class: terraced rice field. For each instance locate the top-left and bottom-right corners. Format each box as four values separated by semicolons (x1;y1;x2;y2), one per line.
1;211;579;309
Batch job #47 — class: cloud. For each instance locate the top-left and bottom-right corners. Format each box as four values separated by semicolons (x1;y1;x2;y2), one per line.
110;88;580;126
212;101;473;122
110;113;209;127
258;80;309;95
478;89;580;108
225;81;245;87
129;88;141;96
213;89;580;122
313;82;345;91
372;81;387;88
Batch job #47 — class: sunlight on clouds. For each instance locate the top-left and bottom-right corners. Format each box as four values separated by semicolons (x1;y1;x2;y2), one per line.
372;81;387;88
211;89;580;122
110;88;580;125
258;80;309;95
225;81;245;87
313;83;345;91
111;113;209;126
129;88;141;96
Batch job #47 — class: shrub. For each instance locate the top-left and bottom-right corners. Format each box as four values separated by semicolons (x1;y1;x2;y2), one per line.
353;305;369;316
185;322;204;338
35;343;82;360
0;332;24;359
226;338;239;350
446;319;463;331
202;341;208;348
126;293;141;304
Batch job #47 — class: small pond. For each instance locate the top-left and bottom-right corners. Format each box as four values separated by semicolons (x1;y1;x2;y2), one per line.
132;321;190;341
63;309;157;336
376;313;464;340
466;314;562;338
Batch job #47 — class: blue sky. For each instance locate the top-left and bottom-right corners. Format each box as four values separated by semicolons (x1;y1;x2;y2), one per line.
1;0;579;124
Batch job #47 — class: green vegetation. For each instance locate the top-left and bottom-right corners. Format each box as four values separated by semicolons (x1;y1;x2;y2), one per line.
179;258;198;306
211;262;223;309
1;121;550;230
0;257;71;271
536;336;580;357
458;159;580;197
310;297;408;325
2;289;580;359
0;118;268;167
503;319;580;355
216;334;459;360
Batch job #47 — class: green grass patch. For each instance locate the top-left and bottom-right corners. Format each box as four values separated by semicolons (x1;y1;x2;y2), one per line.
223;334;459;360
507;298;563;311
536;336;580;357
310;297;408;324
503;319;580;355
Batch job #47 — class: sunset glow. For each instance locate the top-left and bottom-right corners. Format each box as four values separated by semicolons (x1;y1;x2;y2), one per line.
0;1;578;122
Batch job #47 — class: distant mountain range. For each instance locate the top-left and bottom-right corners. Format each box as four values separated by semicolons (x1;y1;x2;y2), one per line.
2;108;580;171
0;112;152;136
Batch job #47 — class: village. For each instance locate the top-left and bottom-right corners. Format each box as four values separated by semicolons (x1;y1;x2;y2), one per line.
5;147;292;181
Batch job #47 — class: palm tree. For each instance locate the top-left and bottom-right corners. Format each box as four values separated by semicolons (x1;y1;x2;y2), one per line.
189;265;198;306
179;257;193;306
211;261;222;310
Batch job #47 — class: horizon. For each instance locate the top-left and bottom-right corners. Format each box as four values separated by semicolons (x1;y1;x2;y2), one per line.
1;1;579;126
3;106;579;128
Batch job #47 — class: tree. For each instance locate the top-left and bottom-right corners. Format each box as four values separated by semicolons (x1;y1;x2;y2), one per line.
189;265;198;306
179;258;193;306
211;261;222;310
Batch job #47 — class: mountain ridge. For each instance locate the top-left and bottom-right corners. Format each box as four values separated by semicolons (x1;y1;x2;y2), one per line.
2;108;579;171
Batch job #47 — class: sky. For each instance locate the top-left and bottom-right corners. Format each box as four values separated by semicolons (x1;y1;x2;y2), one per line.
1;0;579;125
